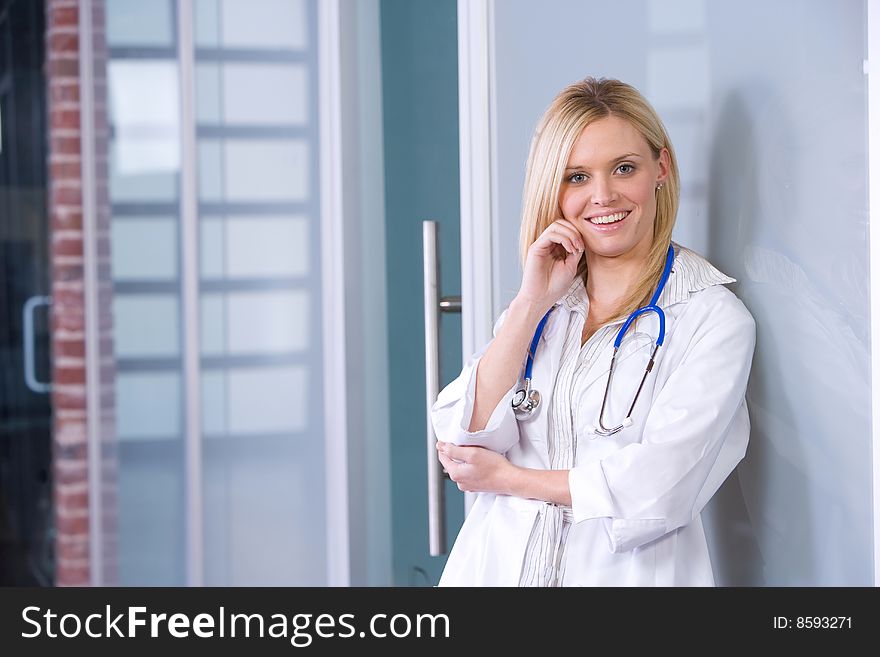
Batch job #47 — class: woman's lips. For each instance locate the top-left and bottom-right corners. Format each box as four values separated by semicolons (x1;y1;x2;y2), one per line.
586;210;631;231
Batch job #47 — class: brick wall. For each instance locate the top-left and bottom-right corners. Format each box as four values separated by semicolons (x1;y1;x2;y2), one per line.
45;0;116;587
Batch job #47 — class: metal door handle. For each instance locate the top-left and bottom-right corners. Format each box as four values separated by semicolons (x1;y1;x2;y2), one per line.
23;295;53;393
423;221;461;557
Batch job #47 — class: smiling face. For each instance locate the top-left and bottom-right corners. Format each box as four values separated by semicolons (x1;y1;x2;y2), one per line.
559;114;669;262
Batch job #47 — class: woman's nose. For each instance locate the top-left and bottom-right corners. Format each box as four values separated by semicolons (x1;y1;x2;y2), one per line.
590;176;617;205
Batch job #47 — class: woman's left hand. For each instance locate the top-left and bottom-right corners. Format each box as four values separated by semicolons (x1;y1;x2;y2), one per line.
436;442;517;494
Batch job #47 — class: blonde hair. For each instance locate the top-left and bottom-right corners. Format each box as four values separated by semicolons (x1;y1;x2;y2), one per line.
518;77;680;323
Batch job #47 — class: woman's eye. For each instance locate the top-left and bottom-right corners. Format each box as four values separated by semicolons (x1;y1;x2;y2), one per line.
616;164;634;174
568;173;587;183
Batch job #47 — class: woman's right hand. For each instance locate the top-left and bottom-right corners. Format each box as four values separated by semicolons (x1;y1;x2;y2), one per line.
516;219;584;311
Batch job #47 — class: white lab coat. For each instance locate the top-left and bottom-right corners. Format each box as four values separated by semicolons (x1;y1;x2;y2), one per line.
431;245;756;586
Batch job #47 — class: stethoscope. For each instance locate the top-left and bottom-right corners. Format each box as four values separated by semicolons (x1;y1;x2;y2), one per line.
511;244;675;437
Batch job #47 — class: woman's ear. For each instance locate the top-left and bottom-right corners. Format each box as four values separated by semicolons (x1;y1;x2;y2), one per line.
656;147;671;186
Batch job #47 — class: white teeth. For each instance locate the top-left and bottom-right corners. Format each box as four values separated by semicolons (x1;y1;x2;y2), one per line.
589;211;629;225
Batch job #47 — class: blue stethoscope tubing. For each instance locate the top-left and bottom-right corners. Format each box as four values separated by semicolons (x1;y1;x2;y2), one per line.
511;244;676;435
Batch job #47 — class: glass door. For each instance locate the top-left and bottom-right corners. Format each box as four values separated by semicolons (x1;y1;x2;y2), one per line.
79;0;337;585
0;0;53;586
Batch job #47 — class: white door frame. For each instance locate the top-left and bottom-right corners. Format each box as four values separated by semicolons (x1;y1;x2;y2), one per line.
457;0;495;516
866;0;880;587
318;0;351;587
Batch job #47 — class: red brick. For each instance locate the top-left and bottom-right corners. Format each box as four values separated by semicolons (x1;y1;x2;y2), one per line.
55;366;86;386
56;404;87;417
56;564;90;586
50;82;80;104
51;160;82;180
56;441;88;461
53;458;87;484
57;537;90;561
50;107;81;131
52;236;84;258
55;340;86;360
50;135;81;156
54;394;86;413
57;484;89;508
52;309;84;332
53;261;84;284
56;417;86;442
47;58;80;78
52;186;82;206
48;5;79;30
49;31;79;54
51;208;83;231
52;287;84;308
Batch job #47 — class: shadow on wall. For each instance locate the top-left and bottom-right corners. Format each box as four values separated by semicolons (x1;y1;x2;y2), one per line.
702;88;768;587
703;80;872;586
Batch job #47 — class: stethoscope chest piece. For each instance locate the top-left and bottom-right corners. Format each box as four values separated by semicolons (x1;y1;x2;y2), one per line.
512;383;541;420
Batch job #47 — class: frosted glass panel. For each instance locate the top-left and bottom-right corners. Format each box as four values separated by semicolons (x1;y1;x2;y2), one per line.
227;366;307;434
199;218;225;278
113;295;180;358
194;0;220;47
201;217;308;279
490;0;871;585
222;64;308;125
203;445;326;585
200;291;307;354
220;0;307;50
197;140;223;201
647;0;706;32
224;140;308;201
108;60;180;202
199;294;225;355
191;0;325;587
201;370;227;434
111;218;178;280
107;0;174;46
116;372;181;440
227;290;307;353
118;455;183;586
110;143;178;202
102;0;186;588
195;63;308;125
227;216;308;277
195;63;222;124
646;45;710;109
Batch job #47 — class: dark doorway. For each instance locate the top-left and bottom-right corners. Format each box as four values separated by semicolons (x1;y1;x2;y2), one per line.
0;0;53;586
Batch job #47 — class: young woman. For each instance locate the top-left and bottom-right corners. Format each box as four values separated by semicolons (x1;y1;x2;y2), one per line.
432;77;756;586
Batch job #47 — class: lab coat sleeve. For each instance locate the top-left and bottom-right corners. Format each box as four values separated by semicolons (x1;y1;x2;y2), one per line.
568;289;756;553
430;308;523;453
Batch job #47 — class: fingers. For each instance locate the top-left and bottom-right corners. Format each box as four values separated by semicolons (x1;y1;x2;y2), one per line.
536;220;584;256
439;442;467;462
435;441;464;461
437;451;469;492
